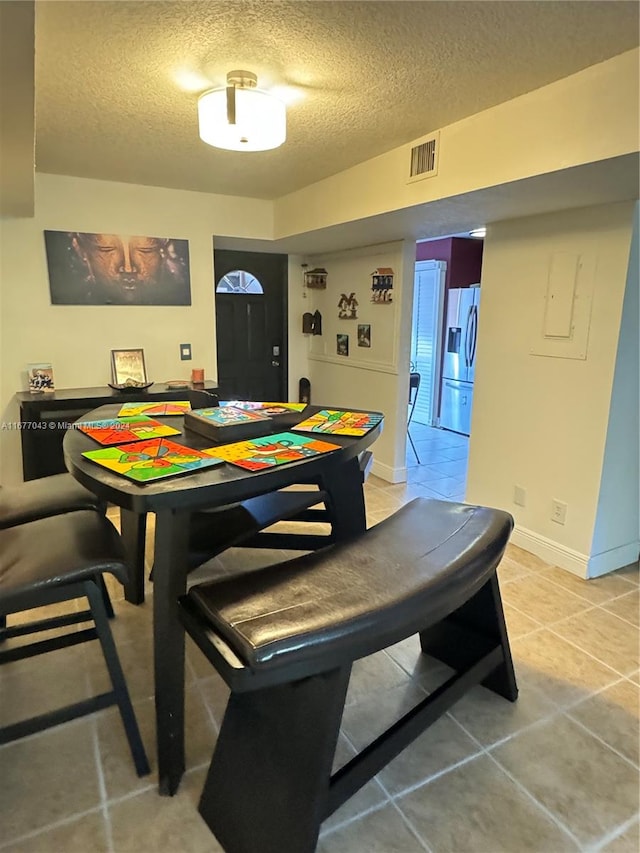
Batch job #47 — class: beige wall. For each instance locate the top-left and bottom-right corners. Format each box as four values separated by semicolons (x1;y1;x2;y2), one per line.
466;201;636;576
0;173;273;482
590;203;639;575
304;241;415;481
275;50;639;238
286;255;311;400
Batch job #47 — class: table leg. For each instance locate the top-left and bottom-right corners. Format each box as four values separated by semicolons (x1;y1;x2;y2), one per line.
119;509;147;605
321;456;367;541
153;508;190;796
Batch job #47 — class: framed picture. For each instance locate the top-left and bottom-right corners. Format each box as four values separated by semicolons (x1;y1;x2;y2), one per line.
27;363;55;393
111;349;147;385
337;334;349;357
44;231;191;306
357;324;371;347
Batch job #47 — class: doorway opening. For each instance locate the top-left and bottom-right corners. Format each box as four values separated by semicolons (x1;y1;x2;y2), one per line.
407;233;485;502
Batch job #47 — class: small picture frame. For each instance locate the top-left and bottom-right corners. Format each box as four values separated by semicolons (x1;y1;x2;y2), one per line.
337;334;349;357
28;363;55;394
111;349;147;385
357;324;371;348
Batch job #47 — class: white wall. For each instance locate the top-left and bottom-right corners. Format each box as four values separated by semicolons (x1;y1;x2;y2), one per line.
275;50;639;239
590;203;640;576
467;201;636;576
0;173;273;482
286;254;310;400
304;241;415;482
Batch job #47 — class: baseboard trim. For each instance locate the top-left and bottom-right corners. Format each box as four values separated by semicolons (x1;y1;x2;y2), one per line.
588;541;640;578
511;526;589;578
371;460;406;484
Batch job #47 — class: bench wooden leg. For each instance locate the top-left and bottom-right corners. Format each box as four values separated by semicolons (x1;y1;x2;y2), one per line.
321;456;366;541
199;665;351;853
419;575;518;702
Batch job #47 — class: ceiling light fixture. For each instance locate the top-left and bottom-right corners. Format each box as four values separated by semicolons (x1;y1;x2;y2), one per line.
198;70;286;152
469;228;486;238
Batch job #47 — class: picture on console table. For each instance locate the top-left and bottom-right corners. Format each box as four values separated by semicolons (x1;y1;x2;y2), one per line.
44;230;191;305
27;363;55;393
111;349;148;387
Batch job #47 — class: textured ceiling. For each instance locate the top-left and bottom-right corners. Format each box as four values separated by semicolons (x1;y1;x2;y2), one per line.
34;1;639;200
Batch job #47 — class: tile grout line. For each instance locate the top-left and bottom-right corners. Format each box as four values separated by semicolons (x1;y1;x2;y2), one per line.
502;577;601;616
388;750;486;802
544;620;637;681
505;591;640;676
483;749;585;849
0;805;108;851
91;715;115;853
190;663;224;736
534;571;640;608
448;696;568;753
564;712;640;771
587;812;640;852
389;798;434;852
318;801;389;841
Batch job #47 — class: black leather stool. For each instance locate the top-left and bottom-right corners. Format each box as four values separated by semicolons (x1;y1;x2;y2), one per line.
0;511;150;776
0;475;112;625
0;473;106;528
179;497;518;853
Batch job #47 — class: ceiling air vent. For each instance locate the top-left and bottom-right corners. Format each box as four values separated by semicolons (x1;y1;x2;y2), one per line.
407;131;439;184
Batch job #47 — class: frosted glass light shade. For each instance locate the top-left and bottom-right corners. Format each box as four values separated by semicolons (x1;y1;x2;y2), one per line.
198;87;286;152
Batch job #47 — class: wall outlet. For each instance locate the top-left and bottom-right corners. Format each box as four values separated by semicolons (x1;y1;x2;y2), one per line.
180;343;192;361
551;499;567;525
514;485;526;507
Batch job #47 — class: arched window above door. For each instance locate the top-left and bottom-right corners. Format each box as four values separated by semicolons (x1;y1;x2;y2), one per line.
216;269;264;294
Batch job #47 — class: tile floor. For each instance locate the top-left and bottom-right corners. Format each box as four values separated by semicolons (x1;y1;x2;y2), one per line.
1;453;639;852
405;422;469;503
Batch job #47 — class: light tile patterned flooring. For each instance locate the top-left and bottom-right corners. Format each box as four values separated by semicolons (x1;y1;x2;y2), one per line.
1;441;639;851
405;422;469;503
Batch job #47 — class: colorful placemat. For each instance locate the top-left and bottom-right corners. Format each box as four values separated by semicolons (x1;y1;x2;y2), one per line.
190;406;271;425
77;416;181;445
292;409;383;437
184;406;272;443
203;431;340;472
82;438;224;483
220;401;308;414
116;401;191;417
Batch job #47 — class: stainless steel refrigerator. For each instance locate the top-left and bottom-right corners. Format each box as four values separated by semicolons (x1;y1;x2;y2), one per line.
439;286;480;436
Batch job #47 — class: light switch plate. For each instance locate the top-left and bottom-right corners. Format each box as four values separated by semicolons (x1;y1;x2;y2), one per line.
180;343;192;361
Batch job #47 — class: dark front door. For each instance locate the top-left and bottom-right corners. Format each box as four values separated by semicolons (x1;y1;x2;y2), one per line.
214;248;288;401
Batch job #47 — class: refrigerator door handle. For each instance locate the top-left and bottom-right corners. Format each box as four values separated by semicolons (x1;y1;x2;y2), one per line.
464;306;473;367
469;305;478;367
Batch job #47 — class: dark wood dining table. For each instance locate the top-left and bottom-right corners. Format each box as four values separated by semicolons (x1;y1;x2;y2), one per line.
63;404;383;795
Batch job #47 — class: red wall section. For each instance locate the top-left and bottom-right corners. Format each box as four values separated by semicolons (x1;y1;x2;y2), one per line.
416;237;483;289
449;238;483;288
415;237;453;264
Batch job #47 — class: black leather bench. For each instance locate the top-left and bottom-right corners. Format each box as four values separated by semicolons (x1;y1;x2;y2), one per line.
179;497;518;853
185;451;373;571
187;487;331;569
